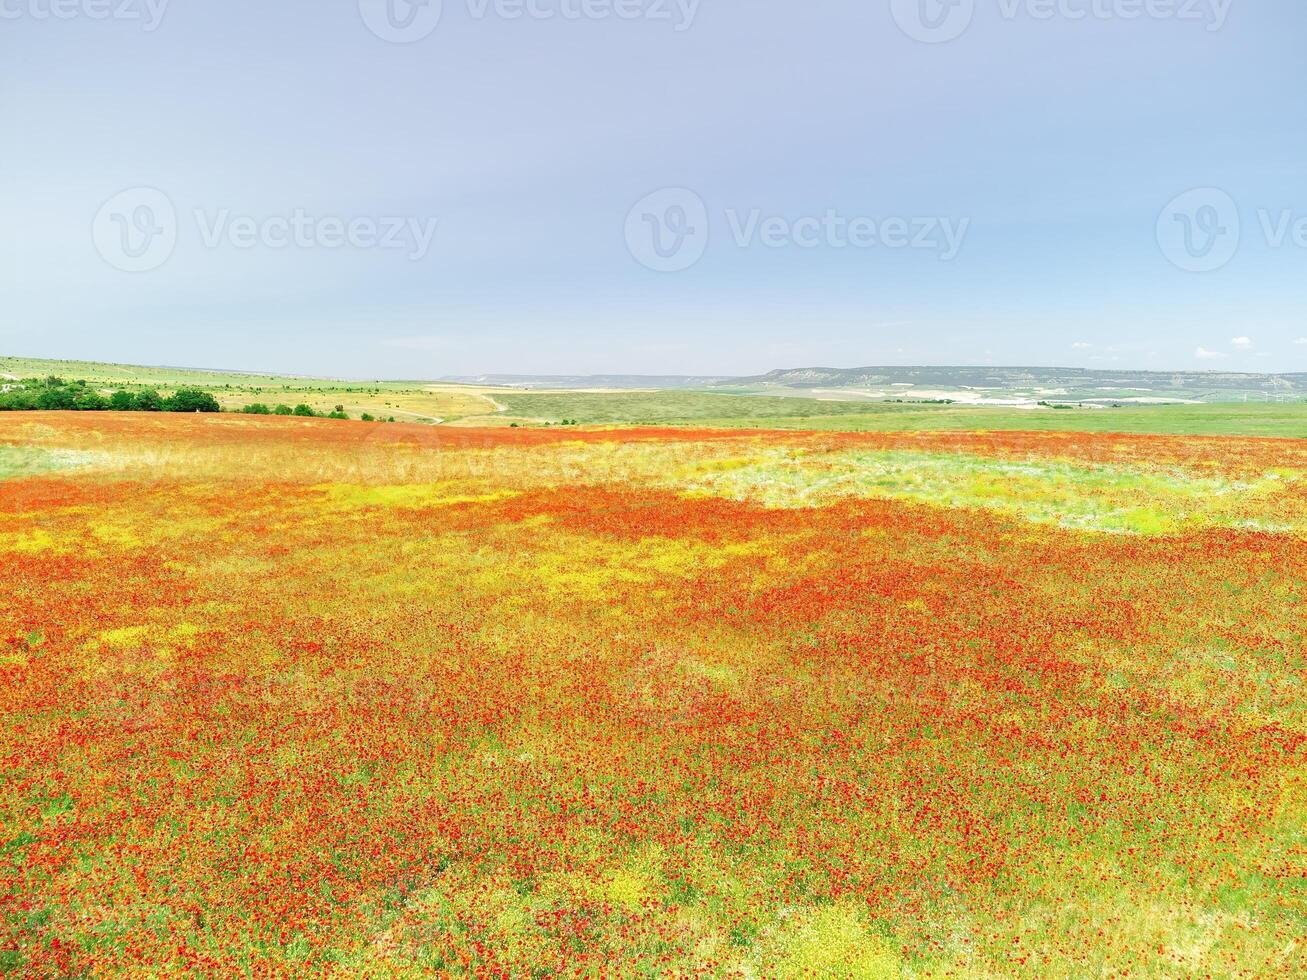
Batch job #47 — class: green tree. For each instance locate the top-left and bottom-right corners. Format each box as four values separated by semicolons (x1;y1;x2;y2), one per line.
0;380;40;411
133;389;163;412
36;386;77;410
166;388;221;413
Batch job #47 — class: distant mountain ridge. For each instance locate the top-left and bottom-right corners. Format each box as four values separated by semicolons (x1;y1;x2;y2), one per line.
7;354;1305;397
443;366;1307;398
744;366;1307;392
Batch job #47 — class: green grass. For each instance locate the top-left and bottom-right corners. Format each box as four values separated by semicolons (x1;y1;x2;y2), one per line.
0;446;97;479
0;355;387;391
6;356;1306;437
675;448;1298;534
496;391;886;425
0;356;498;422
706;403;1307;437
497;391;1307;438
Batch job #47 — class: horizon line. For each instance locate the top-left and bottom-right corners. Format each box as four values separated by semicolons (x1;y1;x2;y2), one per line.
5;353;1307;386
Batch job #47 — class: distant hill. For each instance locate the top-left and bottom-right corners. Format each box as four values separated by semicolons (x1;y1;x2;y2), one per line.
745;365;1307;393
738;366;1307;404
444;366;1307;400
6;354;1305;404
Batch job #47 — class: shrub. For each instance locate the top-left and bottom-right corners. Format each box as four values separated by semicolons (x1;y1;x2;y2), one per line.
360;413;375;422
292;404;317;417
274;404;293;416
242;403;272;415
109;390;136;411
0;387;38;411
134;389;163;412
166;388;221;413
36;387;77;411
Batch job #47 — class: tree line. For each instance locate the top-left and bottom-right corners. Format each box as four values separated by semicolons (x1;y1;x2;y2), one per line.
0;377;220;413
0;377;386;421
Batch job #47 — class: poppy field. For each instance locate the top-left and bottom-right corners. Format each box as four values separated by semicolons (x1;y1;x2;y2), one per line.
1;412;1304;977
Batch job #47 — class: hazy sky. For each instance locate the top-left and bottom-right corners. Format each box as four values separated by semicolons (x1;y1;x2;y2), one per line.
3;0;1306;377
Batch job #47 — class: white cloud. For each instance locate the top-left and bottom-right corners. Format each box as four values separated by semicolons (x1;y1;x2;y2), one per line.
1071;342;1092;350
1230;336;1253;349
1295;337;1307;345
1195;347;1227;360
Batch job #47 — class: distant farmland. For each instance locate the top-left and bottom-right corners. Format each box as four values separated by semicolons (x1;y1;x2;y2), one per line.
4;355;1306;436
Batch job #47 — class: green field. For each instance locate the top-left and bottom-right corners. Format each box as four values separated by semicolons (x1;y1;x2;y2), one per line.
5;355;1306;437
494;390;1307;437
0;355;350;389
0;356;499;423
0;446;98;479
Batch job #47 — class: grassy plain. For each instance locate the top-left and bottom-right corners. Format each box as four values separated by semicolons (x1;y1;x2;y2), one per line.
6;356;1306;435
1;412;1304;975
0;355;501;423
492;390;1307;437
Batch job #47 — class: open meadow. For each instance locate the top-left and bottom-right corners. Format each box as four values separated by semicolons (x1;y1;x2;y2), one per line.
8;356;1306;437
1;412;1304;976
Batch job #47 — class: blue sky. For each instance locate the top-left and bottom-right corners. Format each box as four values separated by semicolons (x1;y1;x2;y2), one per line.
3;0;1306;377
